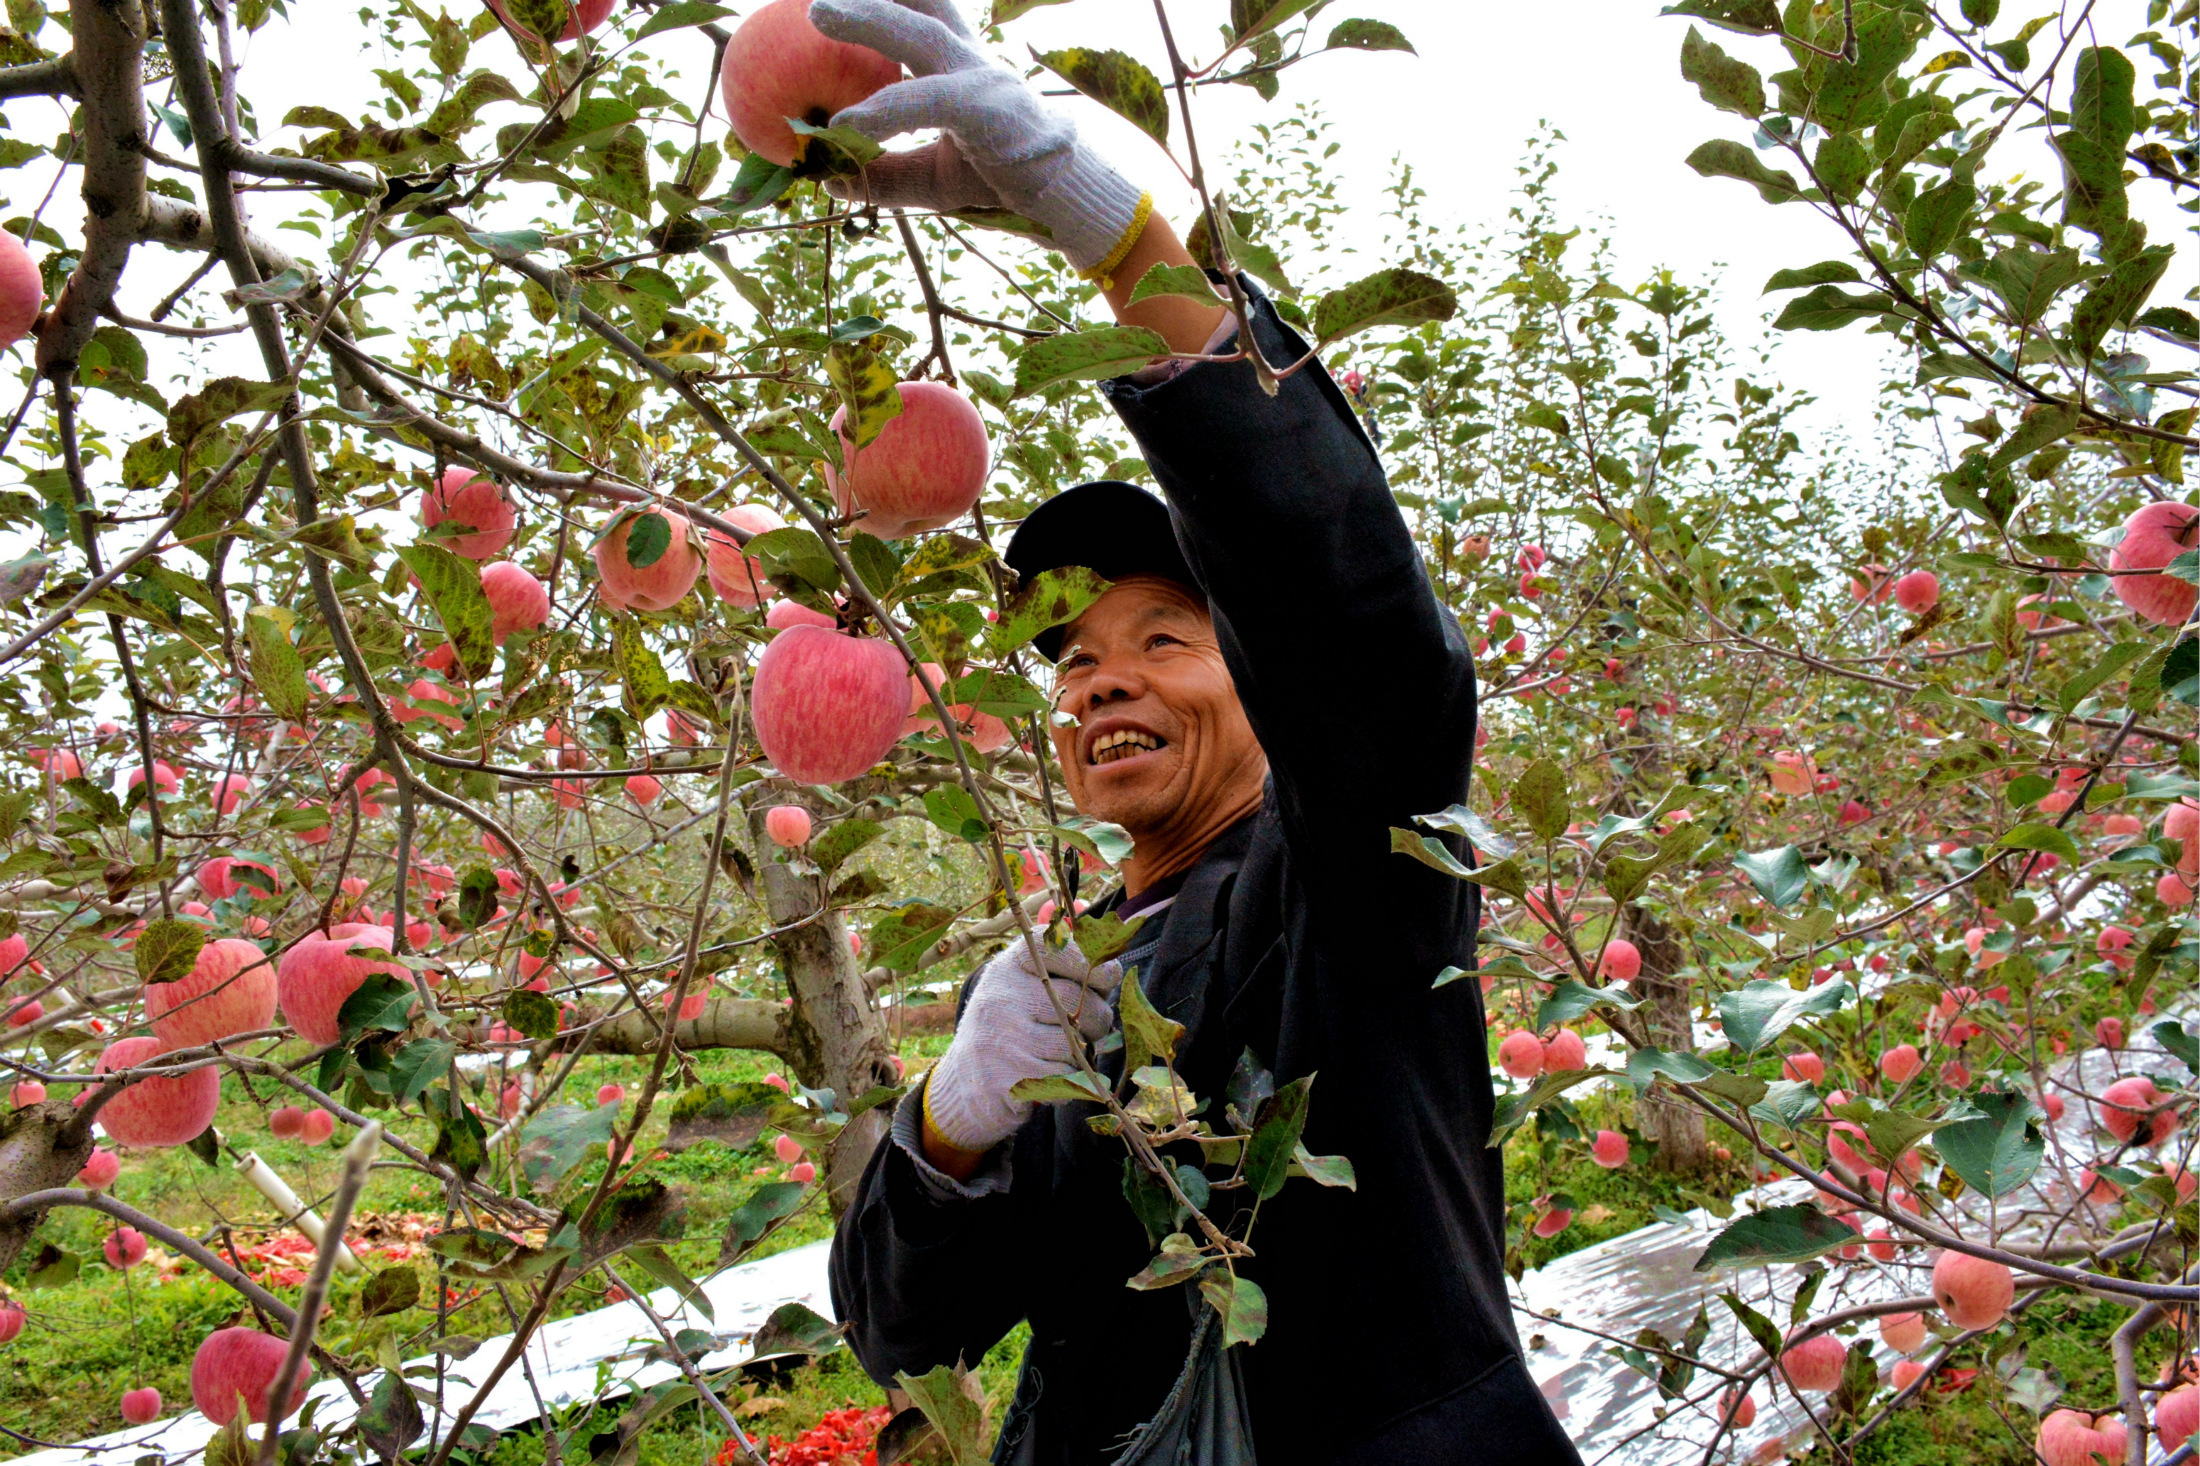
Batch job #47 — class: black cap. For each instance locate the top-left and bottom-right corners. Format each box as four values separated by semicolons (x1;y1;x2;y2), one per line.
1003;481;1201;661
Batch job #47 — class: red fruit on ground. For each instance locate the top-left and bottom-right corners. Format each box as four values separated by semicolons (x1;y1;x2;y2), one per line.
1781;1050;1825;1085
1931;1249;2014;1329
120;1385;162;1425
1590;1130;1629;1169
277;924;413;1046
773;1133;804;1163
1892;569;1939;614
597;1083;625;1105
190;1327;313;1425
420;467;517;560
1598;938;1640;983
268;1105;306;1139
481;561;550;644
752;625;909;784
826;382;991;539
145;937;277;1049
2109;500;2199;627
704;503;787;607
1542;1029;1587;1073
0;228;44;347
301;1108;335;1144
2097;1075;2177;1146
719;0;902;166
765;805;813;847
1777;1330;1846;1393
1496;1030;1545;1079
77;1148;121;1188
104;1226;146;1269
595;509;702;612
1879;1311;1927;1354
624;773;663;807
93;1038;218;1148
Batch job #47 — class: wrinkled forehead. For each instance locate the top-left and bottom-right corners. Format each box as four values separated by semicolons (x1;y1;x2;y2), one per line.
1056;576;1211;658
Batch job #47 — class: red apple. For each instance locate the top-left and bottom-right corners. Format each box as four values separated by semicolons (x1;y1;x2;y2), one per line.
1598;938;1640;984
625;773;663;807
1879;1043;1922;1083
93;1037;219;1148
103;1226;147;1269
77;1148;121;1188
119;1385;162;1425
2097;1075;2177;1146
277;924;412;1046
481;561;550;643
11;1080;45;1106
420;467;517;560
1879;1311;1927;1354
2158;1383;2199;1454
718;0;901;167
301;1108;335;1144
145;937;277;1049
596;509;701;612
765;805;813;847
773;1132;804;1163
485;0;616;46
1891;1358;1926;1392
1542;1028;1587;1073
268;1105;305;1139
190;1327;313;1425
1590;1129;1629;1169
197;855;280;903
1496;1030;1545;1079
751;625;909;784
705;503;787;607
597;1083;625;1105
789;1159;817;1183
1930;1248;2013;1329
826;381;991;538
127;760;180;796
0;1302;22;1344
765;598;839;630
391;677;463;731
1719;1388;1754;1428
2110;500;2198;627
1892;569;1939;614
0;228;43;347
1777;1330;1846;1392
1781;1050;1825;1085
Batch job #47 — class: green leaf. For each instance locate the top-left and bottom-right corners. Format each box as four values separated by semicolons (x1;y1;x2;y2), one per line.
720;1180;807;1258
622;510;671;570
1324;19;1414;52
398;542;496;682
1199;1271;1269;1346
2058;641;2149;714
1994;823;2080;864
244;606;311;721
165;376;294;447
941;668;1048;718
633;1;734;39
1717;978;1854;1054
1073;909;1145;963
1659;0;1781;36
1511;759;1571;842
1680;26;1764;117
1292;1144;1357;1189
1031;47;1168;146
1126;262;1220;307
1536;979;1646;1029
1772;284;1900;331
1684;139;1802;203
1012;326;1170;396
1243;1074;1313;1202
1735;845;1810;909
1763;260;1863;292
358;1265;421;1318
1310;268;1457;345
358;1370;425;1461
921;785;989;844
824;337;904;452
1626;1047;1716;1089
503;988;559;1042
2069;244;2173;357
991;565;1110;655
810;817;883;875
613;618;677;720
1986;401;2082;474
2150;1019;2196;1073
1814;132;1869;201
569;1176;687;1265
456;864;499;929
893;1363;988;1466
1008;1070;1111;1104
1827;1098;1946;1169
1118;970;1184;1075
1489;1067;1613;1145
1126;1230;1204;1289
337;973;417;1037
1694;1204;1859;1270
135;918;207;987
664;1081;783;1153
1903;178;1975;262
749;1300;843;1358
629;1242;715;1323
1231;0;1320;42
1933;1089;2045;1197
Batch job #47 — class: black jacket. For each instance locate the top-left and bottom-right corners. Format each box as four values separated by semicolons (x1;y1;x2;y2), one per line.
830;293;1582;1466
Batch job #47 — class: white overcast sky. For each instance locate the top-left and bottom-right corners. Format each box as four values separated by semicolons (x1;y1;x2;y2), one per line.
52;0;2200;450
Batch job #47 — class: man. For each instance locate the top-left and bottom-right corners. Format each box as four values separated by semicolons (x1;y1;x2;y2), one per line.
815;1;1582;1461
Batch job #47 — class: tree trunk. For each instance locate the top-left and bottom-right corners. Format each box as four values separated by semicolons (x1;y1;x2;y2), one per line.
1629;908;1710;1174
749;804;895;1219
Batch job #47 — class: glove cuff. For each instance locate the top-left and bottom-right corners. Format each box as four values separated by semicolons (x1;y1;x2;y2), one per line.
922;1055;1020;1155
1034;145;1149;275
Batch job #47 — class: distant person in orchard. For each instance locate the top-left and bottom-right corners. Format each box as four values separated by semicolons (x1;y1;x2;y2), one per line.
815;1;1580;1461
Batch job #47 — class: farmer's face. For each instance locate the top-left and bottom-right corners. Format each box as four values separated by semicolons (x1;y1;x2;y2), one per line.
1050;577;1267;842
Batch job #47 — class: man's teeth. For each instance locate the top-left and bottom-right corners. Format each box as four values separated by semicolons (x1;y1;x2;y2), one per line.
1090;730;1162;765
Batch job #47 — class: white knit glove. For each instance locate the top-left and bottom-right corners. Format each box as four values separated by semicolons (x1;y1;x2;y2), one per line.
921;935;1122;1154
808;0;1152;276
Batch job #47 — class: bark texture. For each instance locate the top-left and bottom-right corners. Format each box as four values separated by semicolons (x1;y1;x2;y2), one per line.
1630;908;1710;1173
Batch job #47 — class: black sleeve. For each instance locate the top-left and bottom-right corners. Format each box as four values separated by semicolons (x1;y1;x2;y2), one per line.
1101;289;1479;975
827;1088;1033;1386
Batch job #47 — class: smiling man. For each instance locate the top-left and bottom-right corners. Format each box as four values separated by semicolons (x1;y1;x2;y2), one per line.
819;1;1579;1462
